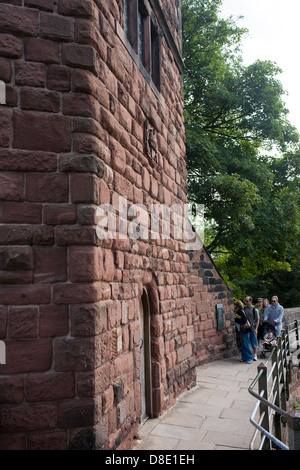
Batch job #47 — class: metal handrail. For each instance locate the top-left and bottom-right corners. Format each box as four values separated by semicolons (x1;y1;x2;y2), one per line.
248;320;300;450
249;401;288;450
249;366;287;419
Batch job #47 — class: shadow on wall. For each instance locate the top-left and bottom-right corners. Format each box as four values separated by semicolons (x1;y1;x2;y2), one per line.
189;242;236;365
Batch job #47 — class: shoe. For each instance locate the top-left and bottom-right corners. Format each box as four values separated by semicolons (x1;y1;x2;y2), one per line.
247;361;252;364
240;359;245;362
253;354;257;361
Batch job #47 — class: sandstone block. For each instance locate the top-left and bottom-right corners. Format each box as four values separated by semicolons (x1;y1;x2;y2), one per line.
0;171;23;201
33;246;67;283
39;304;68;337
1;339;52;374
25;0;54;12
47;64;71;91
70;302;107;337
62;43;98;71
0;58;11;82
63;92;100;119
0;403;56;433
0;149;57;173
0;5;39;36
69;246;103;282
54;336;100;371
40;11;73;41
15;61;46;87
26;372;75;401
26;173;69;202
58;0;95;19
0;246;33;271
114;351;133;377
0;202;42;224
43;204;77;225
0;109;12;148
8;306;38;338
13;111;71;153
27;432;67;450
55;226;97;246
151;336;164;361
0;284;51;305
0;33;22;58
20;87;60;112
71;173;99;204
58;398;96;428
0;376;24;404
0;436;26;450
53;282;103;304
24;37;59;63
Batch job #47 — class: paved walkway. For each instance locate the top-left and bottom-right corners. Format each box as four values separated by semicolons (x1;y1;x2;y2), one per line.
134;356;260;450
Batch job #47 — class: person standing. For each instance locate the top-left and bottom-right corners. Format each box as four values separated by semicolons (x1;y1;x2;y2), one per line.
264;296;284;337
245;296;259;361
235;300;253;364
257;298;269;349
257;298;263;349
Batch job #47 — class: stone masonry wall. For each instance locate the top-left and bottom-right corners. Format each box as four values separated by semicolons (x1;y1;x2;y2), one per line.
283;307;300;327
288;351;300;412
0;0;197;450
189;245;236;364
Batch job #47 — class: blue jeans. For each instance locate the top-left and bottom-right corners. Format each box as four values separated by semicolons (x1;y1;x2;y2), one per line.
249;330;258;350
274;322;282;337
240;331;253;362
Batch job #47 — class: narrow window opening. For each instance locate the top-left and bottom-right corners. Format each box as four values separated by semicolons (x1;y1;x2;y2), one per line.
151;21;160;91
125;0;138;54
138;9;143;63
124;0;161;91
125;0;129;37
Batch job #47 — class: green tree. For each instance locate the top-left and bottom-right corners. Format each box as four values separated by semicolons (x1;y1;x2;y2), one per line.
183;0;300;305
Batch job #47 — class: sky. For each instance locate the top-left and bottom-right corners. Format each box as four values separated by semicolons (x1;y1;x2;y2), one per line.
219;0;300;134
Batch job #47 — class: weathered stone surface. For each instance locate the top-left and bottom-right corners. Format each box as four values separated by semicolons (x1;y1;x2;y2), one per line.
0;34;22;58
13;111;71;152
0;0;235;451
1;339;52;374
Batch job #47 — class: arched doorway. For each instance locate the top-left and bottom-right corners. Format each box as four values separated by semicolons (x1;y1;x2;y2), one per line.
138;287;153;424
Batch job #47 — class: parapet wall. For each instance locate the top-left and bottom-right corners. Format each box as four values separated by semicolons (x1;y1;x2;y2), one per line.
189;245;236;365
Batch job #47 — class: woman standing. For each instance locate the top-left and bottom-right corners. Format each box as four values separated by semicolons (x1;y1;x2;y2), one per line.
257;298;269;349
235;300;253;364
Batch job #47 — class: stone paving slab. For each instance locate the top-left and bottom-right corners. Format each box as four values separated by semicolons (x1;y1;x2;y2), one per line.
134;357;259;451
201;430;251;449
149;423;207;442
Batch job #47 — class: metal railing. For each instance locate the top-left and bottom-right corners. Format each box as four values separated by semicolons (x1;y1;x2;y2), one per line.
248;320;300;450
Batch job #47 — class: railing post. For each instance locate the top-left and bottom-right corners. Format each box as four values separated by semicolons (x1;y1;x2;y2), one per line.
282;328;290;402
295;319;299;349
258;362;271;450
282;326;288;363
287;409;300;450
285;325;290;356
278;336;287;408
272;346;282;445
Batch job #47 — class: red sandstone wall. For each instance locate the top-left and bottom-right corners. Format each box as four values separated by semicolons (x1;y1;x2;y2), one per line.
0;0;236;450
0;0;197;450
189;246;236;364
160;0;182;52
288;353;300;412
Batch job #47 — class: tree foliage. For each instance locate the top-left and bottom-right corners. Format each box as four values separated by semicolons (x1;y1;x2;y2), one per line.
182;0;300;306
